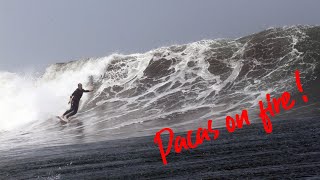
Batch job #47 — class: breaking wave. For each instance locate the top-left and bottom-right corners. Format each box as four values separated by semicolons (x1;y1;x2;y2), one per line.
0;25;319;150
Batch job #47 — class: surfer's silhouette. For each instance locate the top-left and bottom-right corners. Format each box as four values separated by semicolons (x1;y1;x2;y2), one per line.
62;83;93;120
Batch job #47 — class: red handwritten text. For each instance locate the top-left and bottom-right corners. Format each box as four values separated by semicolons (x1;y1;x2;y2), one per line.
154;120;219;165
258;91;295;133
225;109;250;132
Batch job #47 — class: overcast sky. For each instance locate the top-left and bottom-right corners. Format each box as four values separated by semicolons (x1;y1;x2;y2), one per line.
0;0;319;72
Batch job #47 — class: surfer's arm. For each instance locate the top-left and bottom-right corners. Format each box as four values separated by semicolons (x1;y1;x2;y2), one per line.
68;96;73;104
69;90;76;104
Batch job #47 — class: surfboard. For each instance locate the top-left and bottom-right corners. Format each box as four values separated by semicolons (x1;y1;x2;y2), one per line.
56;116;68;124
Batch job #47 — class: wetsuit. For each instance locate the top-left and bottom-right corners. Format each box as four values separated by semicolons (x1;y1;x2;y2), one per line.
63;88;90;118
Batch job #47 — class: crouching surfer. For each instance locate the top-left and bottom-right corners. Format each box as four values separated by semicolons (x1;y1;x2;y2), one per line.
61;83;93;121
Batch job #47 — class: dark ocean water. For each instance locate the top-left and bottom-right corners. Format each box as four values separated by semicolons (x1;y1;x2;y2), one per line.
1;116;319;179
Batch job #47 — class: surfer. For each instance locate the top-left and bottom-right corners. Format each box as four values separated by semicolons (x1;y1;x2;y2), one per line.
62;83;93;120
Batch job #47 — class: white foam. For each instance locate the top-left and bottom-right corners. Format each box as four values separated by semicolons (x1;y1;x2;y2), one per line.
0;57;114;131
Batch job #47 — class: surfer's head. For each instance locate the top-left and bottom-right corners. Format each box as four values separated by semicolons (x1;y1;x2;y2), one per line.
78;83;83;89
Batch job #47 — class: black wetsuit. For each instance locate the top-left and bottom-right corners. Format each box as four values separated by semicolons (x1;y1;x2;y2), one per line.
63;88;90;118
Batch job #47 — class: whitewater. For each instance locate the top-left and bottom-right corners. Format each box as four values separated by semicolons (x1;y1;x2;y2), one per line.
0;26;319;151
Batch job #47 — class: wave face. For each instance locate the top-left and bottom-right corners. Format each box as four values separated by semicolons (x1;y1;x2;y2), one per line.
0;26;319;150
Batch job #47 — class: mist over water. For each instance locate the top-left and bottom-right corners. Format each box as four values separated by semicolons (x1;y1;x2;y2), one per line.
0;26;319;151
0;58;108;131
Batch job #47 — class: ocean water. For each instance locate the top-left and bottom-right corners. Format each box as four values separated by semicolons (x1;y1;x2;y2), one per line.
0;26;319;179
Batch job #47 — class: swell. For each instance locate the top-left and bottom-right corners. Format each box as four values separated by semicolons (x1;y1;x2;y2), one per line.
0;25;319;150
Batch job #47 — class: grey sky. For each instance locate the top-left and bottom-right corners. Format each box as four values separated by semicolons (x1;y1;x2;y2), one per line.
0;0;319;72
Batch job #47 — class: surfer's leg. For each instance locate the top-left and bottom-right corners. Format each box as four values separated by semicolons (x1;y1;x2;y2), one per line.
63;102;76;117
66;103;79;119
63;108;73;116
66;111;76;119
